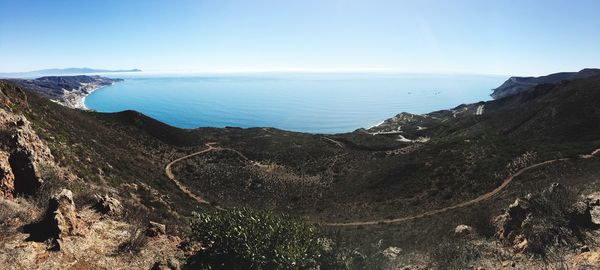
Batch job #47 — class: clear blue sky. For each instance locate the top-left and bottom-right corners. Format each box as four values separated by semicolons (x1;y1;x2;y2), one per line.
1;0;599;75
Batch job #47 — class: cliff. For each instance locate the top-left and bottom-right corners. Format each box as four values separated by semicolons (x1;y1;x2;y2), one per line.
491;68;600;99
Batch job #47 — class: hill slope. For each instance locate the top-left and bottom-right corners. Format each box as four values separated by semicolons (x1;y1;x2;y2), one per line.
1;73;600;268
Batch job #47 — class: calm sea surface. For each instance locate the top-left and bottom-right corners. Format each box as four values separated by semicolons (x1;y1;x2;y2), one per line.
84;73;505;134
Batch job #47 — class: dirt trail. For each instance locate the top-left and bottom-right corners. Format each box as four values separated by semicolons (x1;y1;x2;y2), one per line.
322;136;344;148
166;144;600;226
323;148;600;227
164;142;265;208
164;143;219;206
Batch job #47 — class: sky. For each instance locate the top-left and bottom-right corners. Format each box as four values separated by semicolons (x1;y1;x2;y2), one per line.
0;0;599;76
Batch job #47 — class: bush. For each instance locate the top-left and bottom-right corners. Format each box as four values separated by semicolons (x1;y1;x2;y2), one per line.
430;239;481;269
187;208;323;269
522;184;579;258
117;203;148;254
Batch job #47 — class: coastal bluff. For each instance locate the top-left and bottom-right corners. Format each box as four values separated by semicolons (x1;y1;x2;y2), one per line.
491;68;600;99
8;75;121;109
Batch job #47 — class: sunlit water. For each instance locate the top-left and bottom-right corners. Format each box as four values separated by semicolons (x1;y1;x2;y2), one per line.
84;73;505;134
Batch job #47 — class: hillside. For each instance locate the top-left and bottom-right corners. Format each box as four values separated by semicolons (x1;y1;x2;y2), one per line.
490;68;600;99
1;73;600;269
8;76;121;109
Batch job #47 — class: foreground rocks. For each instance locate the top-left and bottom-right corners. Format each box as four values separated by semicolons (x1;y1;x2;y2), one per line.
0;108;71;198
1;206;181;269
48;189;84;240
494;183;600;254
147;221;167;237
93;194;123;216
23;189;85;250
454;224;474;238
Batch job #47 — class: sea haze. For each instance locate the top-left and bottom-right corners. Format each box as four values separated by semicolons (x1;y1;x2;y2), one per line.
84;73;505;133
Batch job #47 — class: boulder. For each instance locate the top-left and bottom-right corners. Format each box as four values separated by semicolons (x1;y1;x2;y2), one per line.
48;189;83;240
147;221;166;237
382;246;402;260
93;194;123;216
454;224;474;237
23;188;85;250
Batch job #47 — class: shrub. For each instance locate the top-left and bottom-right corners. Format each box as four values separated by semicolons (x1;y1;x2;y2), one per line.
429;239;481;269
117;203;148;254
187;208;323;269
522;184;579;258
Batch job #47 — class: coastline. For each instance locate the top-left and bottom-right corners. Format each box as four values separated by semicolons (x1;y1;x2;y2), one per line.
62;82;116;110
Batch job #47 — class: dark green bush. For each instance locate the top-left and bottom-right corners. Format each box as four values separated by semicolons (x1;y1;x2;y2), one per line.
187;208;323;269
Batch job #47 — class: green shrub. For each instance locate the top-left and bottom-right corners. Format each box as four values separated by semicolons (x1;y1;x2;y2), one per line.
187;208;323;269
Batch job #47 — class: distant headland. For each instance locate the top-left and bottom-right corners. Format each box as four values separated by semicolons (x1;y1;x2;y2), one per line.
0;67;141;78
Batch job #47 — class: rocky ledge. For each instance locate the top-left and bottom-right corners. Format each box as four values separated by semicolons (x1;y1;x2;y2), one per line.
9;75;122;109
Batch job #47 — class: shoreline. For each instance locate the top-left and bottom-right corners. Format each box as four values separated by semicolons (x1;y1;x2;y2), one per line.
62;82;117;110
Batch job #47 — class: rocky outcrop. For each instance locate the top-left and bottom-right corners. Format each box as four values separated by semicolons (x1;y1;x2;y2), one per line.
147;221;167;237
494;184;600;254
0;152;15;198
93;194;123;216
0;108;57;197
586;192;600;226
491;68;600;99
48;189;84;240
24;189;86;250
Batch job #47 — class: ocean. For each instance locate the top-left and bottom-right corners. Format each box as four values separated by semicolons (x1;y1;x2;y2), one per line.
84;73;505;134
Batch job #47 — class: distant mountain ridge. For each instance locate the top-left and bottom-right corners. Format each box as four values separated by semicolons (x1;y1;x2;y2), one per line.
491;68;600;99
0;67;141;78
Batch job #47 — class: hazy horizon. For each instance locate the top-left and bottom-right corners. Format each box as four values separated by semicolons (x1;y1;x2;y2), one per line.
1;0;599;76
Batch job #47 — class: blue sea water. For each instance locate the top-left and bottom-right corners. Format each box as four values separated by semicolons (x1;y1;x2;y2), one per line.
84;73;505;134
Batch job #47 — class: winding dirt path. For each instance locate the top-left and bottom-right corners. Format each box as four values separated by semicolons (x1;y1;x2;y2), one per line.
166;143;600;226
164;142;263;208
323;147;600;227
165;143;220;206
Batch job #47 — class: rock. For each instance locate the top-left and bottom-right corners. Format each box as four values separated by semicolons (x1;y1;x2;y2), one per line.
494;198;530;241
587;192;600;206
454;224;474;237
586;192;600;225
146;221;166;237
0;108;67;197
590;207;600;226
0;151;15;198
502;260;515;267
569;201;593;226
151;258;181;270
93;194;123;216
9;150;42;195
23;189;85;250
382;246;402;260
513;234;528;253
48;189;83;240
580;245;590;253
